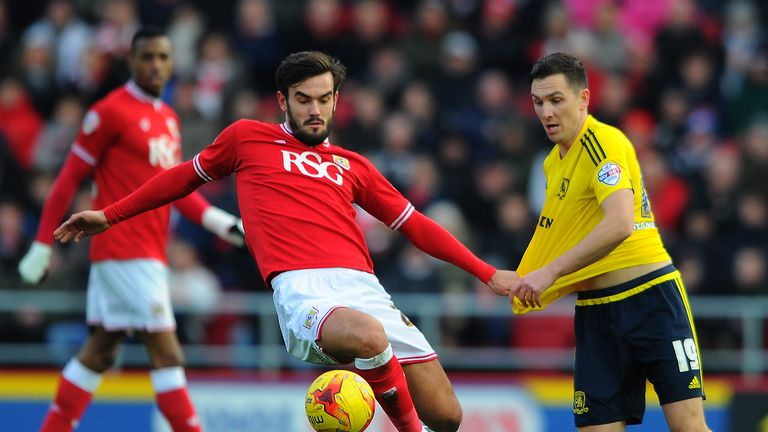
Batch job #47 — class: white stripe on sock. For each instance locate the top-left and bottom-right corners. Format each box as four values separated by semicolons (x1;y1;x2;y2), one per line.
62;358;103;392
150;367;187;393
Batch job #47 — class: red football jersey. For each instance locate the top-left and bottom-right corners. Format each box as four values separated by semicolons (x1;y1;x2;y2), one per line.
194;120;414;281
74;81;183;262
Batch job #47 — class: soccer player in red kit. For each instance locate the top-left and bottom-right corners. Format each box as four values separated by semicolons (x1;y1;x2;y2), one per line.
54;51;517;432
18;28;243;432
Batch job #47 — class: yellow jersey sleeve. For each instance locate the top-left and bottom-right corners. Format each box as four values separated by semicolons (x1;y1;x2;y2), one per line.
586;128;634;204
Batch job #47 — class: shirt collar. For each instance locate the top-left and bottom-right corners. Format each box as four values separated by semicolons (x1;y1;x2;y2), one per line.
125;80;163;111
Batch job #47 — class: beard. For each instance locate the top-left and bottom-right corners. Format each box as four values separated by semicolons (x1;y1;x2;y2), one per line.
287;109;332;147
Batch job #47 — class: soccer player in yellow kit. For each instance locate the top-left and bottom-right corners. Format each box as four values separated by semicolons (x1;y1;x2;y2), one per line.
512;53;711;431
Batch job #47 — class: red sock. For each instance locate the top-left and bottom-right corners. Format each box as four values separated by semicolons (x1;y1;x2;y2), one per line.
356;354;422;432
156;387;201;432
39;376;93;432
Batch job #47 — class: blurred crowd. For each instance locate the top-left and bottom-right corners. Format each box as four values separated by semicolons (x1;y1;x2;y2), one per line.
1;0;767;360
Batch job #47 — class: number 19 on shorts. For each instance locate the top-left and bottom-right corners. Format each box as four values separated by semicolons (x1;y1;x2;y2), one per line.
672;338;700;372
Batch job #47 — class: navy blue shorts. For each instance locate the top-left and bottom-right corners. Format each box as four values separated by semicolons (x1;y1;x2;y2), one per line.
573;265;705;428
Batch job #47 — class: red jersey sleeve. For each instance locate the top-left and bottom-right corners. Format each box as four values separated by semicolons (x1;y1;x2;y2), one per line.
399;211;497;283
193;121;240;182
104;161;205;225
354;157;496;283
34;153;93;245
71;105;119;166
354;157;414;230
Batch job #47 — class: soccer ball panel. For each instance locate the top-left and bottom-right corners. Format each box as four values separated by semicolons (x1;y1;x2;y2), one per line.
305;370;376;432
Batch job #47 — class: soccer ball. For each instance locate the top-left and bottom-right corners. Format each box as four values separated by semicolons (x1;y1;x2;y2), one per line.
305;369;376;432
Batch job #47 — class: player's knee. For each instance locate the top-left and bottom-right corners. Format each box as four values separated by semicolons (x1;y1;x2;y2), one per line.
423;407;462;432
349;317;388;357
422;411;461;432
82;351;117;372
149;350;185;368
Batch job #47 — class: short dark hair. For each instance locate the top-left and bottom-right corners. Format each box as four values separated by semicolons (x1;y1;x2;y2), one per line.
275;51;347;95
529;52;588;91
130;27;168;54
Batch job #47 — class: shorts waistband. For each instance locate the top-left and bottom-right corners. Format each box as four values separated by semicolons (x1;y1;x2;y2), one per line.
576;264;677;302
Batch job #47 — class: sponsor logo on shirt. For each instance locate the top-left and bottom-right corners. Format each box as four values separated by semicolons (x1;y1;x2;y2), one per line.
597;162;621;186
538;215;553;228
148;134;180;169
140;117;151;132
166;117;180;139
282;150;346;186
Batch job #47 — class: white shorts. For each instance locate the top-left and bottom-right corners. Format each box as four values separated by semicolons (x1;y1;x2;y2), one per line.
271;267;436;365
87;259;175;332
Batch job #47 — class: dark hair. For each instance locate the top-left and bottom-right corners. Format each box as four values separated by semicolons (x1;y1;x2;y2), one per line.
275;51;347;95
529;52;588;90
130;27;168;54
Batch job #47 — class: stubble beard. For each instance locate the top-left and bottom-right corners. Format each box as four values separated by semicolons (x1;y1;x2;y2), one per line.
287;108;332;147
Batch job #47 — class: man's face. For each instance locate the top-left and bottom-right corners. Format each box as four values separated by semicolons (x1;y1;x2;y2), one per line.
530;73;589;147
129;36;173;98
277;72;337;146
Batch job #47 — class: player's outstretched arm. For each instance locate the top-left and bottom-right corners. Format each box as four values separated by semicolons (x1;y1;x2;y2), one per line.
398;210;500;290
54;210;110;243
487;270;518;297
18;153;93;284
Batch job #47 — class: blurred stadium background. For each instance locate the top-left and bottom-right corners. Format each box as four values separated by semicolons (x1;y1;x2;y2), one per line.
1;0;767;430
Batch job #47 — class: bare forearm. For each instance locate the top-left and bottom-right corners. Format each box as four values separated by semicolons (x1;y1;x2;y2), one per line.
546;217;630;279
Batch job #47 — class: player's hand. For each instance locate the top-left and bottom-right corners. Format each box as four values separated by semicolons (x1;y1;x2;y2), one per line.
18;241;52;285
486;269;518;296
54;210;110;243
202;207;245;247
511;266;556;308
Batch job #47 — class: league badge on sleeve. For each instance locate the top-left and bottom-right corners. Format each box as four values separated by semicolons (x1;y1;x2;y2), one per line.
82;110;100;135
597;162;621;186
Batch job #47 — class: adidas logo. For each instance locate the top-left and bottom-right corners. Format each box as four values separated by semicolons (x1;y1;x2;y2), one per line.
689;376;701;389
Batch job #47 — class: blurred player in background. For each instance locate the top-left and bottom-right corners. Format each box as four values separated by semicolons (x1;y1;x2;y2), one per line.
53;51;517;432
18;28;243;432
510;52;710;431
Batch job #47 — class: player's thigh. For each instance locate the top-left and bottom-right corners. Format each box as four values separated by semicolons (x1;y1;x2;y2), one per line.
138;329;185;368
402;359;461;424
318;307;388;360
661;397;709;432
578;422;625;432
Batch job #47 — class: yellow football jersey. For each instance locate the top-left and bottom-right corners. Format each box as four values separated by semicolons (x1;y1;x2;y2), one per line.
514;115;671;315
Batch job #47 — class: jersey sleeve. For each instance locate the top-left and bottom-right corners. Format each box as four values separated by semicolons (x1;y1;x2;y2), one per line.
34;153;93;244
71;103;119;166
192;121;240;182
586;129;634;205
354;157;414;230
